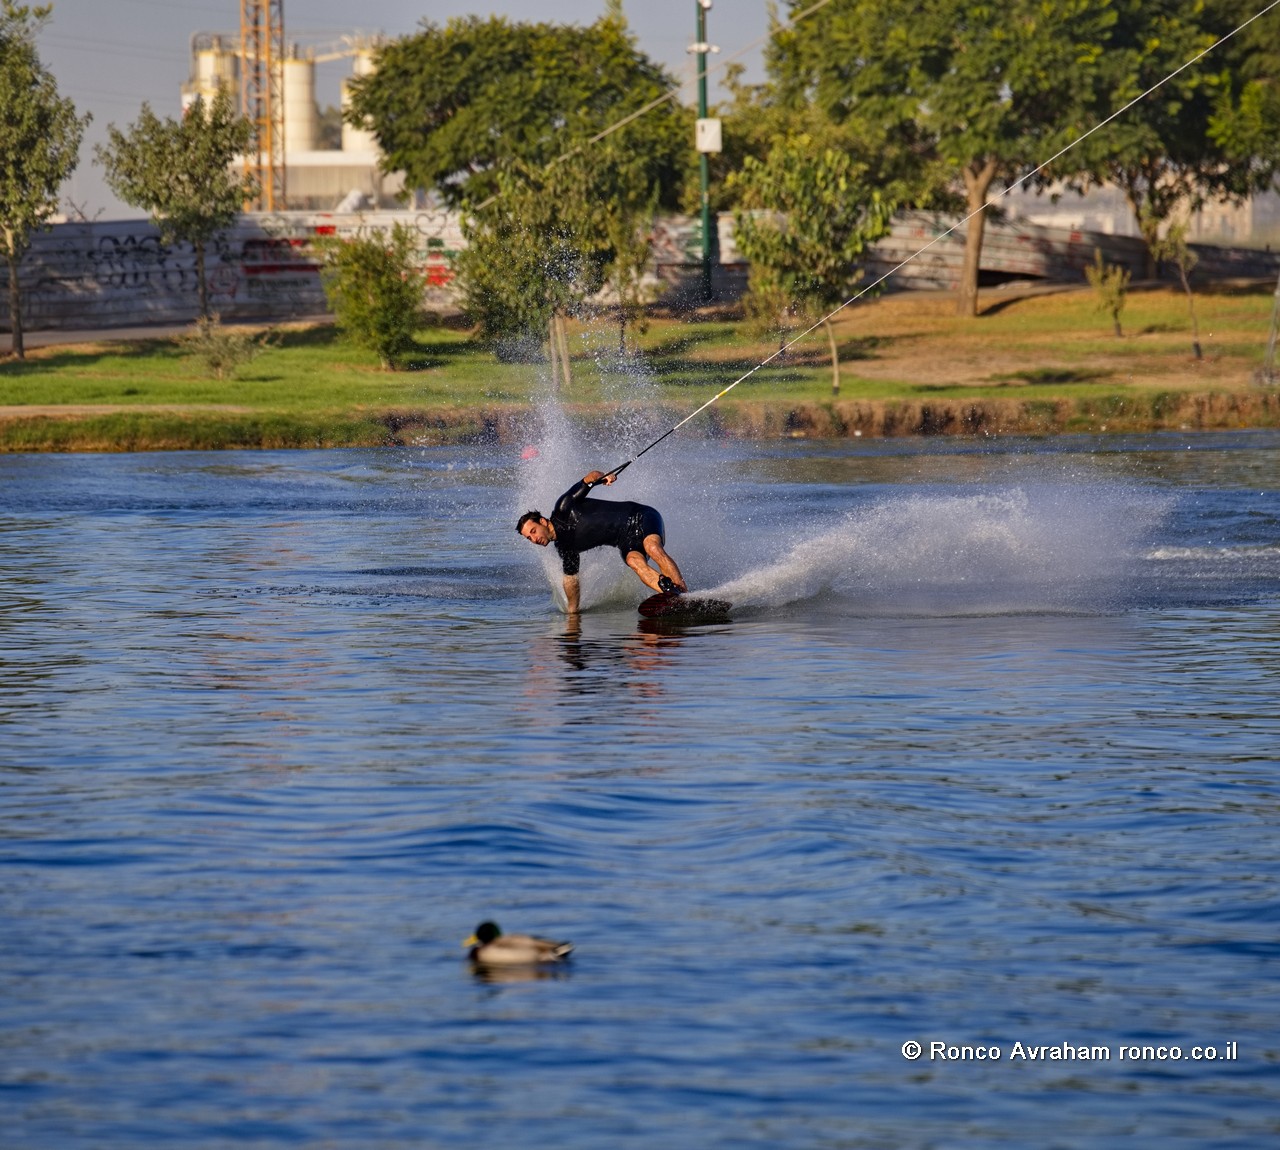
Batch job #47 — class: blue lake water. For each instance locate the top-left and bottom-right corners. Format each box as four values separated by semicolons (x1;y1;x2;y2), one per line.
2;430;1279;1148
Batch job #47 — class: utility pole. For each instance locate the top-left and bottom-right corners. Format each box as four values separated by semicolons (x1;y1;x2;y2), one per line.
692;0;720;304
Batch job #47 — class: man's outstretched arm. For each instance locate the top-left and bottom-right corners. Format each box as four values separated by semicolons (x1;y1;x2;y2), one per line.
562;574;581;615
554;470;614;519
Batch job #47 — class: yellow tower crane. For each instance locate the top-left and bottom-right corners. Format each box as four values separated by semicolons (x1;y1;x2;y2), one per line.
240;0;285;212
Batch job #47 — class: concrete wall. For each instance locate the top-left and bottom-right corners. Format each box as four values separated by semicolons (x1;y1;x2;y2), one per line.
4;209;1278;335
1005;183;1280;249
866;210;1280;290
871;210;1149;288
0;210;465;333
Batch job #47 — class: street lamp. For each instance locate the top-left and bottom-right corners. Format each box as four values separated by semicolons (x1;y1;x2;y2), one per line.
691;0;720;304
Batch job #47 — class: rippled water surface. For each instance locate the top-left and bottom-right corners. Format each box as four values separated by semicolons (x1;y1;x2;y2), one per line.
3;432;1280;1148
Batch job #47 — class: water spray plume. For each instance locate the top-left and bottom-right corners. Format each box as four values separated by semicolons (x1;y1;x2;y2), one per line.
707;483;1171;616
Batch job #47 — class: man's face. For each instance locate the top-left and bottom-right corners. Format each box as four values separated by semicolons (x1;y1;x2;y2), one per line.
521;518;552;546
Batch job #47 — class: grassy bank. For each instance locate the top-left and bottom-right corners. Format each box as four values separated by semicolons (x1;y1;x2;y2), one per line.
2;281;1277;451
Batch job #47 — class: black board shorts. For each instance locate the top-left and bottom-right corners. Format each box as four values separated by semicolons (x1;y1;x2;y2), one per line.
618;506;664;559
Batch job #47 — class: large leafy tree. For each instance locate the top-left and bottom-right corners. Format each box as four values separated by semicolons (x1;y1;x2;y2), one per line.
1216;0;1280;384
730;133;894;395
1074;0;1280;278
346;14;686;211
96;88;255;319
354;13;684;362
0;1;88;359
771;0;1116;316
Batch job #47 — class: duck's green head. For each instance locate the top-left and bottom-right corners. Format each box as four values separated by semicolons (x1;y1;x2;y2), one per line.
465;921;502;947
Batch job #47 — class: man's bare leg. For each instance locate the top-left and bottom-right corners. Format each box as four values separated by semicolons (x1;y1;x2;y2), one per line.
625;550;663;592
642;534;686;591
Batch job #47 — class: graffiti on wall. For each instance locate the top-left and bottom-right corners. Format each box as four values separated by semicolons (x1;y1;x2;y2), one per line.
4;208;1277;335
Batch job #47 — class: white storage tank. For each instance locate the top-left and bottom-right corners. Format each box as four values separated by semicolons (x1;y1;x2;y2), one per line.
284;48;318;153
341;50;378;153
182;33;238;113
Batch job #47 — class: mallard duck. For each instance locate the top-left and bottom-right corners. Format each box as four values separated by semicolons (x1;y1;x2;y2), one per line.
463;921;573;965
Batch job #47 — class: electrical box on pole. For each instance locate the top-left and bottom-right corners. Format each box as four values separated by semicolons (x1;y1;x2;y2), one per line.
695;118;722;153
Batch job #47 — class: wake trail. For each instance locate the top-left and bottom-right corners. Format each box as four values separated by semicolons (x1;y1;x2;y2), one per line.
706;483;1173;617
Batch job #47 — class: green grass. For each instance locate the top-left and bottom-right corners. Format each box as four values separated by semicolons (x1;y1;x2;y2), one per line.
2;282;1277;450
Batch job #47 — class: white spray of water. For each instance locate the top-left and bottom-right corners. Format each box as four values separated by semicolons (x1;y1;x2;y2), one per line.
509;317;1175;617
709;482;1173;616
512;331;741;612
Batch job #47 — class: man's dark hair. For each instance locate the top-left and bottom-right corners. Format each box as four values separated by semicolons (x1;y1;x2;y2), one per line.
516;510;543;534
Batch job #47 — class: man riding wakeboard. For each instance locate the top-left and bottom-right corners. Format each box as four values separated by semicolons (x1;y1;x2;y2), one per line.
516;470;686;614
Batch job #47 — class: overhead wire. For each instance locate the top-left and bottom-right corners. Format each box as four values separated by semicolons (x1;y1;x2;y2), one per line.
603;0;1280;476
471;0;840;211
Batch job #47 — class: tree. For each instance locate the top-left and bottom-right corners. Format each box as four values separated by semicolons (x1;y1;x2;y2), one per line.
456;158;618;374
1150;219;1203;360
730;134;894;395
363;15;685;368
606;183;659;354
771;0;1116;316
318;223;424;370
1075;0;1280;279
1084;248;1131;338
345;15;687;212
1212;1;1280;385
96;89;255;319
1262;273;1280;387
457;142;668;375
0;1;88;359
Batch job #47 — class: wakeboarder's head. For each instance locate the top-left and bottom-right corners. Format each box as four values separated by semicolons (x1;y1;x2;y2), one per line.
517;511;554;546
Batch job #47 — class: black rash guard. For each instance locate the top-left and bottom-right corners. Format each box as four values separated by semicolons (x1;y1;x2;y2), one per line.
550;480;665;576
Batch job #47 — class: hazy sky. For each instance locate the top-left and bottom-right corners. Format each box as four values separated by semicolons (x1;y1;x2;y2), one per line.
34;1;771;218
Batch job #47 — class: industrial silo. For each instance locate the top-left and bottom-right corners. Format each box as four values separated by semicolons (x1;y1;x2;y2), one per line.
283;46;319;153
182;33;239;113
340;49;378;153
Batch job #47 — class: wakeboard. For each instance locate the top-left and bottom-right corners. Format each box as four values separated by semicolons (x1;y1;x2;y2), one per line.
637;592;732;623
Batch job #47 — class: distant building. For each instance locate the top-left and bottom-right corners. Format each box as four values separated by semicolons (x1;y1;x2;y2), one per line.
1003;181;1280;248
181;31;404;213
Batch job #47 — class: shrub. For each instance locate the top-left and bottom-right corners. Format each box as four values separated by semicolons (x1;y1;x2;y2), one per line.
1085;248;1131;337
318;223;424;369
181;313;274;380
